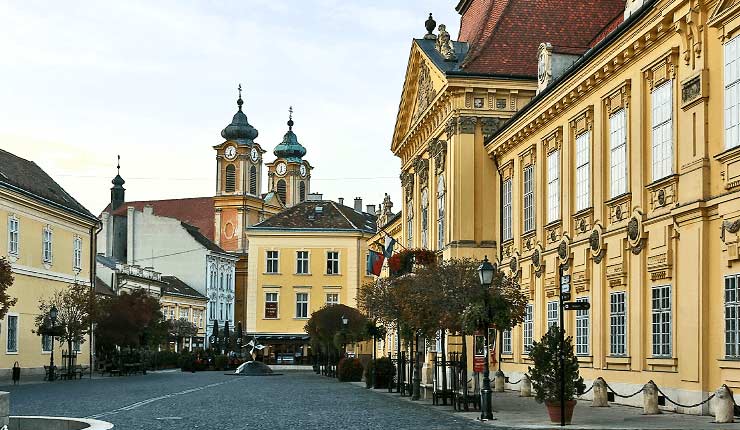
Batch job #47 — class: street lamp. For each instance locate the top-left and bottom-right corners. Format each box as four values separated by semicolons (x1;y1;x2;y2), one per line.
340;315;349;357
48;305;58;382
478;256;494;420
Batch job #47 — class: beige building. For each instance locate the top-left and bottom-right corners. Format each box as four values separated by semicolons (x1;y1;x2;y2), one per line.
0;149;98;377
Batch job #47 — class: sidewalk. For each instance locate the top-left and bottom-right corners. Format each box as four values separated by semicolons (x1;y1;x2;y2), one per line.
356;385;740;429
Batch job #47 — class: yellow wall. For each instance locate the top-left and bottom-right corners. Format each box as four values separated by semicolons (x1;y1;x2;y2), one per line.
0;187;96;374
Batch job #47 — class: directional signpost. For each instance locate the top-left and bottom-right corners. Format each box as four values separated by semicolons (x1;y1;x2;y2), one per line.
563;301;591;311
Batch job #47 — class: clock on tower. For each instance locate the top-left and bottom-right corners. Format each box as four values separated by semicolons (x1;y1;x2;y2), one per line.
267;107;312;207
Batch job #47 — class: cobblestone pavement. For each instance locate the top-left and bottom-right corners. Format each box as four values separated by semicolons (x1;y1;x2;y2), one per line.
1;370;492;430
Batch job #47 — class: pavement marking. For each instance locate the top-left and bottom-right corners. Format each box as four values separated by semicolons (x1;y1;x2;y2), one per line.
155;417;183;420
85;378;237;419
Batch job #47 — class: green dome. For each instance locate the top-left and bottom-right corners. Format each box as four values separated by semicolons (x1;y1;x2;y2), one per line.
273;115;306;162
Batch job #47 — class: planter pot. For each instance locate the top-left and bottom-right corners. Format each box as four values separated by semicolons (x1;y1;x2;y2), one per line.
545;400;577;424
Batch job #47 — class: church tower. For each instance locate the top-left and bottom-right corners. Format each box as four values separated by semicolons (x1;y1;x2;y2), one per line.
266;108;312;207
213;85;269;252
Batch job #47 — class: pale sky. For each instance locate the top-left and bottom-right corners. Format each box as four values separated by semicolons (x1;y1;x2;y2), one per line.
0;1;460;215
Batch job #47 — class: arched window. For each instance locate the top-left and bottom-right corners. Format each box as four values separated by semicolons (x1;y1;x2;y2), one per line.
299;181;306;202
437;176;445;250
406;200;413;248
225;164;236;193
421;189;429;249
277;179;287;204
249;165;257;195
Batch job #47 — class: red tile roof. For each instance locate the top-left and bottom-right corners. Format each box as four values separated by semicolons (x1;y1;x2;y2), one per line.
457;0;626;77
110;197;214;240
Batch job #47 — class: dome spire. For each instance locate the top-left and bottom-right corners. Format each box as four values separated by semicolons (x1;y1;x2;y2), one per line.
237;83;243;112
110;154;126;211
221;83;259;144
273;105;306;162
288;106;293;130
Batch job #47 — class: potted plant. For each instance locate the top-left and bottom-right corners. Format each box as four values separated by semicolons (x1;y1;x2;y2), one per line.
528;326;586;424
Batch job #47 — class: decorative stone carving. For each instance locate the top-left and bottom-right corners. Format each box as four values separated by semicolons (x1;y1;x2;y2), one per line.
532;243;544;278
537;42;553;94
435;24;457;61
480;117;503;140
606;262;626;288
414;157;429;185
412;62;437;123
401;171;415;201
647;252;672;280
573;209;593;237
722;219;740;243
608;194;631;225
648;178;677;211
459;116;477;134
429;139;447;174
445;118;457;137
557;236;570;263
423;13;437;40
509;254;518;273
590;225;606;264
627;210;645;255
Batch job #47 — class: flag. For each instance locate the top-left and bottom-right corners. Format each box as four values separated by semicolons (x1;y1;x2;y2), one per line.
367;250;385;276
383;235;396;258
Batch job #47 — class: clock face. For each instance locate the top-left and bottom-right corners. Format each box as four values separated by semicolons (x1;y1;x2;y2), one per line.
250;147;259;162
276;162;287;176
299;165;307;177
224;145;237;160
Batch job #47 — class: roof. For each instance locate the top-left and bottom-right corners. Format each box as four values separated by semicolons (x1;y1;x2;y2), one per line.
107;196;215;240
250;200;377;234
96;254;118;269
181;222;225;253
94;276;115;296
161;275;206;300
0;149;96;221
456;0;625;77
414;39;470;74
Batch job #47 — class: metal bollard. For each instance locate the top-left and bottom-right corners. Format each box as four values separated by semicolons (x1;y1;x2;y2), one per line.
643;381;661;415
714;385;735;423
494;370;505;392
592;377;609;407
11;362;20;385
520;374;532;397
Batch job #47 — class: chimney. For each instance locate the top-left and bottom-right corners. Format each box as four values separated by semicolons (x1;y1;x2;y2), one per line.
366;204;376;215
338;197;344;206
354;197;362;212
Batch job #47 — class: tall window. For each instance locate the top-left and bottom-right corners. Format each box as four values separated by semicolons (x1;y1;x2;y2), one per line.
421;189;429;249
73;236;82;271
219;302;224;320
266;251;279;273
523;304;533;353
610;291;627;356
575;132;590;211
502;330;512;354
575;297;589;356
546;301;559;328
42;334;53;353
326;251;339;275
7;216;18;256
265;292;278;319
652;81;673;180
437;176;445;249
225;164;236;193
42;226;53;263
652;285;671;357
609;109;628;197
502;178;513;241
523;164;535;232
326;293;339;306
299;181;306;202
725;34;740;149
296;251;309;274
180;308;190;321
406;200;413;248
726;275;740;357
276;179;287;204
249;165;257;195
7;315;18;353
296;293;309;319
226;273;232;292
220;273;224;291
547;151;560;222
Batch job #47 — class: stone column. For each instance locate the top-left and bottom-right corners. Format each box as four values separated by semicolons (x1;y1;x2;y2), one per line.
494;370;505;392
714;385;735;423
520;374;531;397
592;377;609;407
643;381;660;415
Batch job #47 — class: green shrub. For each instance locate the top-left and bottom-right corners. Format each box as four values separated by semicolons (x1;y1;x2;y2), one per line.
214;354;228;371
365;357;395;388
528;326;586;404
178;353;195;372
338;358;363;382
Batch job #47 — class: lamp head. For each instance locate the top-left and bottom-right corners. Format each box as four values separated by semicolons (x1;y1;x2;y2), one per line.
49;305;58;323
341;315;349;327
478;255;495;286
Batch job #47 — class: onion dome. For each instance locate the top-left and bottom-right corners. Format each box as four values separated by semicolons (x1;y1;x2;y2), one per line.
220;84;258;144
111;155;125;186
273;107;306;162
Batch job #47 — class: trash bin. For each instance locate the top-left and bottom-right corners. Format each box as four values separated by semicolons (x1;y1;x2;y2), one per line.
12;361;20;385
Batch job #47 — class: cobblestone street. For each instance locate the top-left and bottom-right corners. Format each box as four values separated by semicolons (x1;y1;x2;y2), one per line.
2;370;490;430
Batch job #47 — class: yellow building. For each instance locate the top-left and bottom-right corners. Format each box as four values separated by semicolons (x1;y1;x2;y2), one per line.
0;149;98;377
160;276;208;351
245;199;376;364
479;0;740;413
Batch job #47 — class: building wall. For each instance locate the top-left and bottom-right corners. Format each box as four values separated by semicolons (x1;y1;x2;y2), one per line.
246;232;373;336
161;294;208;350
0;187;95;374
483;0;735;412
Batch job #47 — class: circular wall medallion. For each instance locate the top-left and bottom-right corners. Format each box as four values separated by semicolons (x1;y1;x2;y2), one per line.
657;189;666;206
224;222;235;239
532;248;540;267
550;230;557;242
627;217;640;241
509;256;518;273
558;240;568;261
615;206;622;220
579;219;587;233
589;229;600;252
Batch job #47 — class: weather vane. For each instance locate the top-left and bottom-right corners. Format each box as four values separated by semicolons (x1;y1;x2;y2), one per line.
116;155;120;174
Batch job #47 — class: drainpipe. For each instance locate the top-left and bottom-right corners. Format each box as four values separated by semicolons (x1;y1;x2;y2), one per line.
90;220;103;378
492;153;503;370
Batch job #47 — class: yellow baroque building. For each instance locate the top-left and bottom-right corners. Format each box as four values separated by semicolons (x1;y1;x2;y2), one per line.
0;149;98;377
245;199;376;364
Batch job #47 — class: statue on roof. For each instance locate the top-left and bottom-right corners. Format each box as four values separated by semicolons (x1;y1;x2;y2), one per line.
436;24;457;62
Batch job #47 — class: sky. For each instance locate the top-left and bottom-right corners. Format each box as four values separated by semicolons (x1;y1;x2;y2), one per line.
0;0;460;215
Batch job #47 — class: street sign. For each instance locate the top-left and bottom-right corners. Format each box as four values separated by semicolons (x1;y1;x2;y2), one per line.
561;275;571;284
563;301;591;311
561;283;571;294
561;292;571;301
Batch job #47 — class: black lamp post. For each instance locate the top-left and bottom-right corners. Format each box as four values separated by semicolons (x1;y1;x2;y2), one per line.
478;256;495;421
340;315;349;358
48;305;58;382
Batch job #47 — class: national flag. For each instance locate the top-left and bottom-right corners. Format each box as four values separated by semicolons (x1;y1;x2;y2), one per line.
367;250;385;276
383;235;396;258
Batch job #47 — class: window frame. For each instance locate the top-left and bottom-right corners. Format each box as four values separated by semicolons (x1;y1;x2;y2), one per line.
42;333;53;353
73;236;82;271
6;314;18;354
437;175;445;250
7;215;19;256
725;34;740;149
523;303;533;353
326;292;339;306
547;150;560;223
523;164;535;233
266;250;279;274
326;251;340;275
651;284;672;358
296;251;310;275
225;164;236;193
265;292;279;319
651;80;673;181
609;291;627;356
502;329;512;355
575;131;591;211
421;188;429;249
546;300;559;328
295;292;309;319
609;108;628;198
42;226;53;264
406;200;414;248
502;178;513;241
575;297;590;356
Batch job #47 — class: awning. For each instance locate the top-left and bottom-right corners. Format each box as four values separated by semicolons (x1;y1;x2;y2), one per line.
245;333;310;342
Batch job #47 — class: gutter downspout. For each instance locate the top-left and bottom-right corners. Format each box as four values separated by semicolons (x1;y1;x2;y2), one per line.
89;220;103;378
492;153;504;370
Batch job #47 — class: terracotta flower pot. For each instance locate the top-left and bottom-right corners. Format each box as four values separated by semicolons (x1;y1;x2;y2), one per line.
545;399;577;424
